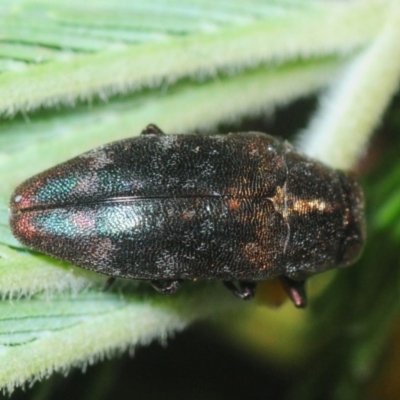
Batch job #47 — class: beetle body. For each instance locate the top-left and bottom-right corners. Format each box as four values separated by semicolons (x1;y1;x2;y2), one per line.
9;125;365;307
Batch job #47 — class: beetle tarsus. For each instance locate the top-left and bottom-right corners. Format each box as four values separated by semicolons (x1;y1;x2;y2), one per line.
223;281;256;300
141;124;165;135
279;277;307;308
150;279;184;294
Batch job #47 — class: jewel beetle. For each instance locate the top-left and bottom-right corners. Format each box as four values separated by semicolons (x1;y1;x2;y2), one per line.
9;124;366;308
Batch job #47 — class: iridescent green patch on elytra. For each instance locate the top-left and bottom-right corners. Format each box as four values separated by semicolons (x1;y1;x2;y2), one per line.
36;174;79;204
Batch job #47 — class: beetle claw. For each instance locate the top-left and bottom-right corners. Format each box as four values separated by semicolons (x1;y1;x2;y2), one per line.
150;279;184;294
223;281;256;300
279;277;307;308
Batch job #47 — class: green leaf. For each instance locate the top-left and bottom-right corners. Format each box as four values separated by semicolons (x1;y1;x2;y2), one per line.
0;287;240;393
299;3;400;169
0;0;387;116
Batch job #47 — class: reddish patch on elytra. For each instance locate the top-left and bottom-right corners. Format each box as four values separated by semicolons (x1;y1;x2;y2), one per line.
12;214;38;241
68;211;96;230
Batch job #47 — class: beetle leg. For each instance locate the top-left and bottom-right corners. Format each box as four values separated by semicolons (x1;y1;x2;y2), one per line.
223;281;256;300
150;279;184;294
141;124;165;135
279;277;307;308
103;277;116;292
